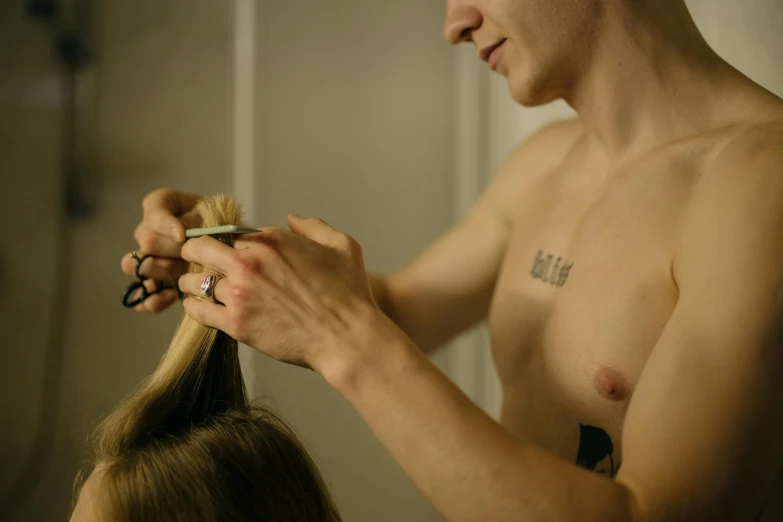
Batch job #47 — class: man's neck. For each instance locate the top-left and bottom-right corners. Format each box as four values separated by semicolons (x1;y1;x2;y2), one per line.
564;5;773;167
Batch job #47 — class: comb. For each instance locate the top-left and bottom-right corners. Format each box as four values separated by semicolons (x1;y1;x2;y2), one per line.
185;225;261;238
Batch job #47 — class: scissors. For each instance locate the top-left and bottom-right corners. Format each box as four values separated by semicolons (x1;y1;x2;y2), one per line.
122;225;260;308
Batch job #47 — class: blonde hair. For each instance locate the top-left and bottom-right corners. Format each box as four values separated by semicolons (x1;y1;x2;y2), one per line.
73;195;340;522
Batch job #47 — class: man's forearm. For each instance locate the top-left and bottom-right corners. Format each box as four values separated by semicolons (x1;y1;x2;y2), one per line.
368;273;394;319
366;273;441;355
325;311;639;522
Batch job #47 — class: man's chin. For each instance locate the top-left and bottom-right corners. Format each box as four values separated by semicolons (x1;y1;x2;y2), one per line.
508;74;560;108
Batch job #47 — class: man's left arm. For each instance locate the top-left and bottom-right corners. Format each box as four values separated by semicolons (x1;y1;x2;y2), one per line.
617;131;783;521
327;131;783;522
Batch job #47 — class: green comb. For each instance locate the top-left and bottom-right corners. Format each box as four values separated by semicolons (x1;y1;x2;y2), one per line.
185;225;261;238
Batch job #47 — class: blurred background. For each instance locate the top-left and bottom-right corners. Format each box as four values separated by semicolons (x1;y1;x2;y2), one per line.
0;0;781;520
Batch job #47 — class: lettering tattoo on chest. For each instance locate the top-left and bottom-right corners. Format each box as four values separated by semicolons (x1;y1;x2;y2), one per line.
576;424;621;478
530;250;573;287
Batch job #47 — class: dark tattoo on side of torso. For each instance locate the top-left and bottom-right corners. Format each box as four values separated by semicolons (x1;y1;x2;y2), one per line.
576;424;620;478
530;250;573;287
575;425;770;519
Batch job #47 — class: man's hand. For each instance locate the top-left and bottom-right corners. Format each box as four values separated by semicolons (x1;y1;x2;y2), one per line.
120;188;202;313
177;214;384;375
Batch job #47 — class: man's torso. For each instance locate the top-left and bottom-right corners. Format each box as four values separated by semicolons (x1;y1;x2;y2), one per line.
488;121;783;518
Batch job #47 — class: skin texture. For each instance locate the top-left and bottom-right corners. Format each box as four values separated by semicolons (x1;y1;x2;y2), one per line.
70;469;109;522
180;216;378;374
122;1;783;520
120;189;200;312
444;0;606;107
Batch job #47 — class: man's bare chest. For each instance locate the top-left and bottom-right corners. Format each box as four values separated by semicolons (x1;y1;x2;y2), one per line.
487;152;700;471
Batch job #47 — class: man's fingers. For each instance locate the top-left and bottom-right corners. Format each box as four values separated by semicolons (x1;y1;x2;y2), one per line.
287;214;360;255
121;252;189;280
133;224;186;258
178;208;203;230
181;236;238;275
124;189;202;313
132;285;179;314
142;188;201;217
145;207;193;243
182;296;229;332
142;189;201;241
147;207;203;243
177;272;229;305
287;214;339;245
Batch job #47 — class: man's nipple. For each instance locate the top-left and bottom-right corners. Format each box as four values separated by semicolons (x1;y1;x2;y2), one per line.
593;366;630;401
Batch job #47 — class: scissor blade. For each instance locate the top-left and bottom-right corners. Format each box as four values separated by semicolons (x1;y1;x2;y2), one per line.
185;225;261;238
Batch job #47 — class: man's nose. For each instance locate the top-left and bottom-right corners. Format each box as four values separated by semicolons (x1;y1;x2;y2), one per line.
443;1;482;44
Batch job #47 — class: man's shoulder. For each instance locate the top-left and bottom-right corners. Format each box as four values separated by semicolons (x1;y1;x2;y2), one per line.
478;118;584;221
705;119;783;184
489;118;585;190
734;119;783;151
504;118;586;171
674;118;783;290
683;119;783;240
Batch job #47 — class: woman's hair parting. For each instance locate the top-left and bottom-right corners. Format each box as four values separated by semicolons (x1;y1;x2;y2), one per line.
72;194;341;522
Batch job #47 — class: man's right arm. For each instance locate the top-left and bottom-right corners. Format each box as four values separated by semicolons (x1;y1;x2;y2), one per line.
368;119;583;354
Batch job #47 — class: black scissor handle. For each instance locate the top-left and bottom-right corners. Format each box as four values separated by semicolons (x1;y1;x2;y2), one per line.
134;253;155;280
123;279;150;308
123;250;185;309
122;279;184;308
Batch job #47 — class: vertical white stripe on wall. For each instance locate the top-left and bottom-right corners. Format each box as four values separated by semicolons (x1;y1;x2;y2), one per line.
453;46;488;219
448;45;495;412
233;0;258;396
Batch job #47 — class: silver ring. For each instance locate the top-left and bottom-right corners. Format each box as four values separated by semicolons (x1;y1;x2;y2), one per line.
200;274;218;299
130;251;139;261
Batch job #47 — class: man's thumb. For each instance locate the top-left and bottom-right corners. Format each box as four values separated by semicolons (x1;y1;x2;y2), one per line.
287;214;339;246
287;213;306;234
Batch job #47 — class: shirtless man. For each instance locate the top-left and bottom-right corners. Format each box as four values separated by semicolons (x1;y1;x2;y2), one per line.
122;0;783;520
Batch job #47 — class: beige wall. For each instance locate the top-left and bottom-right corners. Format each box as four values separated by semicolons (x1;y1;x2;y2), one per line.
687;0;783;98
1;1;454;521
248;2;453;521
0;0;64;503
2;0;234;519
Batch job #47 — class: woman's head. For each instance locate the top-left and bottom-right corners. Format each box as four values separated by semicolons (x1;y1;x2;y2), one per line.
72;407;340;522
71;195;340;522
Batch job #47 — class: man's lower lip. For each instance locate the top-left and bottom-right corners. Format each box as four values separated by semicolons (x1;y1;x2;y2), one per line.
488;42;505;70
